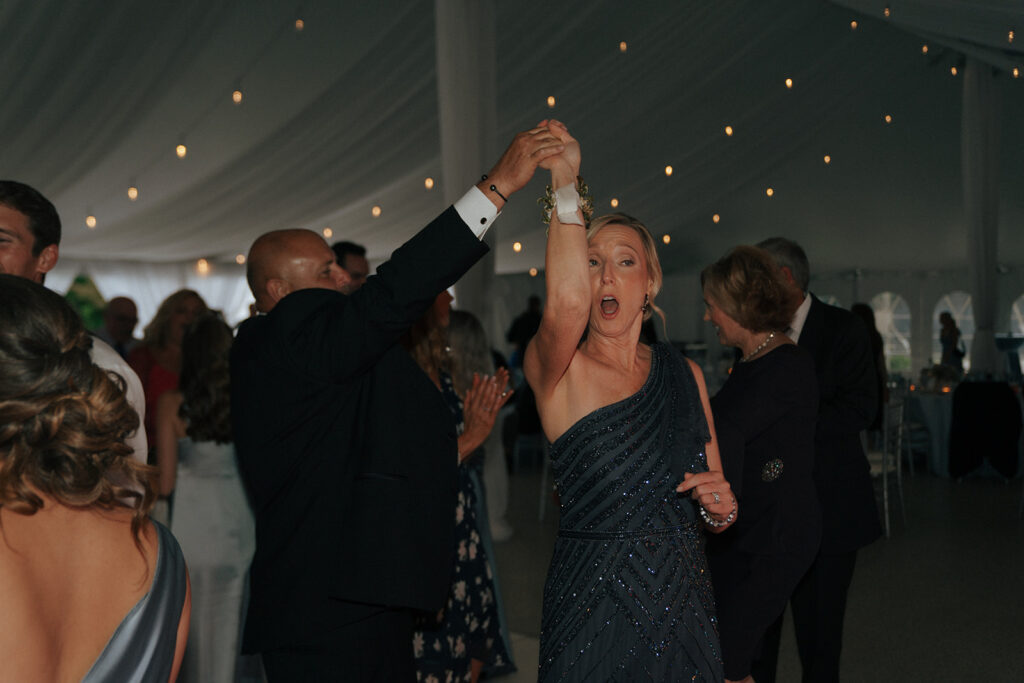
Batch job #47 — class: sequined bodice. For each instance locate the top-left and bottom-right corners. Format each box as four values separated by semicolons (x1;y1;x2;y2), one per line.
549;343;711;535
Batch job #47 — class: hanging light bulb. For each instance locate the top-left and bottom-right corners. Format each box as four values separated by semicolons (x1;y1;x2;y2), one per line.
884;5;891;18
824;155;832;164
712;214;721;224
921;45;929;54
424;177;434;190
176;143;187;158
1013;67;1020;78
547;95;556;108
371;205;382;217
610;198;619;208
884;114;893;123
725;125;734;136
951;66;958;76
294;19;304;31
664;165;673;176
766;187;775;197
619;41;627;53
1009;30;1015;44
529;268;538;277
785;77;793;89
196;258;210;275
662;234;671;245
85;215;97;229
323;227;333;238
127;185;139;201
850;20;858;30
235;254;246;265
232;89;243;104
513;241;522;253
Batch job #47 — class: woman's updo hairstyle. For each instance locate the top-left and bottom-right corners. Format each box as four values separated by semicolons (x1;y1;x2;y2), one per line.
0;275;155;542
700;245;795;333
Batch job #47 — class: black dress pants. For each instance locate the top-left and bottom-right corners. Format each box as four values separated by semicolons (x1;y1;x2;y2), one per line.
751;550;857;683
262;607;415;682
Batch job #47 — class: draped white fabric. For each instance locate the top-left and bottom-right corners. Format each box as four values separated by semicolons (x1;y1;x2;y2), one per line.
2;0;1022;334
962;58;1001;375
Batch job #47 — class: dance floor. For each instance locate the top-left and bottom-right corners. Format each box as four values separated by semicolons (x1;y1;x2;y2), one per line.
491;456;1024;681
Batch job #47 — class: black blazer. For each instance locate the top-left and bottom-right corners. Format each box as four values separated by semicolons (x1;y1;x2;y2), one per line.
231;207;488;652
798;295;882;553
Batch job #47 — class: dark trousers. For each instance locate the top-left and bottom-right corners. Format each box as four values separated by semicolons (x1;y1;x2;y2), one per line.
262;607;415;682
751;550;858;683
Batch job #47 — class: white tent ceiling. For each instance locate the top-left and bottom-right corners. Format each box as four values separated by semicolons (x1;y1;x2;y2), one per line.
4;0;1022;279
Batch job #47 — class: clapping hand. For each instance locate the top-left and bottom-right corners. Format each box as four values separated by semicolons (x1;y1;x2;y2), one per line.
458;368;514;462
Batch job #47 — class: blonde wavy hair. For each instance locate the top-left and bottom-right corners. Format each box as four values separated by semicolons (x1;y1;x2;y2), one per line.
0;275;155;547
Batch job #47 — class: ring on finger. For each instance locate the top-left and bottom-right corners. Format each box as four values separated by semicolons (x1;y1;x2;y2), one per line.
712;492;721;505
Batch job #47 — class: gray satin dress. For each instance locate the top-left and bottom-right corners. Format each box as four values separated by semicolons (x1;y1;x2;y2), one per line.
82;521;188;682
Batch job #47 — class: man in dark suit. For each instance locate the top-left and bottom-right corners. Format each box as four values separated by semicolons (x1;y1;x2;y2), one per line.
753;237;882;683
231;125;565;680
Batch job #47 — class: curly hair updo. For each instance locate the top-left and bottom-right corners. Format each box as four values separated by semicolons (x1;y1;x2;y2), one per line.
0;275;154;542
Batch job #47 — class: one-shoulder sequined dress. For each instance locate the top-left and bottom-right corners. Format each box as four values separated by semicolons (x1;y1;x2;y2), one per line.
539;343;723;682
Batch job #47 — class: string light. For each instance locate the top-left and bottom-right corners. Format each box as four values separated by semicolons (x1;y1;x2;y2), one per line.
662;234;671;245
424;177;434;189
323;227;333;238
294;19;304;31
1014;67;1020;78
724;125;734;136
884;5;891;18
127;186;139;201
884;114;893;124
921;45;929;54
850;20;858;30
712;214;720;224
824;155;832;164
547;95;556;108
766;187;774;197
785;77;793;89
196;258;210;275
235;254;246;265
610;198;619;208
85;215;97;229
1010;30;1015;44
664;165;673;176
619;41;627;52
513;241;522;253
232;90;243;104
371;205;382;217
951;66;958;76
175;143;187;158
529;268;538;277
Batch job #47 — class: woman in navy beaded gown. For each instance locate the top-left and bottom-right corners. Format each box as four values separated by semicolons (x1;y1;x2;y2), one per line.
524;121;737;682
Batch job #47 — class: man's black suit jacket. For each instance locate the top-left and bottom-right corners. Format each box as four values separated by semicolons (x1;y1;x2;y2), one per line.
798;295;882;553
231;207;488;653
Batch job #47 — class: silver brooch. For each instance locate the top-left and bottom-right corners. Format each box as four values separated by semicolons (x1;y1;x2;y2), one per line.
761;458;784;482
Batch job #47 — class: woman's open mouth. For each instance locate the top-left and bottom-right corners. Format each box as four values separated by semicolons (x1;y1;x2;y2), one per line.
600;296;619;317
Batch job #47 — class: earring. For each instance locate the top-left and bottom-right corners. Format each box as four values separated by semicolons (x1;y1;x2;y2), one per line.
641;293;650;314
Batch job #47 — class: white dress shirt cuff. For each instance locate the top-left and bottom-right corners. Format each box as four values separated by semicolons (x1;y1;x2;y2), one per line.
454;186;500;239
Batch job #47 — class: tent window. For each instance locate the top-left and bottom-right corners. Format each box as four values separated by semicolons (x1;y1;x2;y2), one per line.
870;292;911;373
933;291;973;371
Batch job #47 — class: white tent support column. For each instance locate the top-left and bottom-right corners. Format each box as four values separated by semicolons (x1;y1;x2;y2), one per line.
435;0;499;336
962;57;1001;376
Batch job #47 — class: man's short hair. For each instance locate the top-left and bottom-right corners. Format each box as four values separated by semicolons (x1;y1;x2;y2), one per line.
757;237;810;291
0;180;61;254
332;241;366;266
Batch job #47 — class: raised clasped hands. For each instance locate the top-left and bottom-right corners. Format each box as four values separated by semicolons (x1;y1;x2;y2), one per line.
482;122;566;204
459;367;514;462
539;119;580;180
678;470;737;532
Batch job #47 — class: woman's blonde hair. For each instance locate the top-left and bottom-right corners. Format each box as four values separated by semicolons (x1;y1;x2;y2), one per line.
141;289;206;348
700;245;794;333
0;275;155;546
586;213;666;330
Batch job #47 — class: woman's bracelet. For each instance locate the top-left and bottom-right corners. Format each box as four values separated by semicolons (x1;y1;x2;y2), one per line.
698;497;737;528
539;175;593;226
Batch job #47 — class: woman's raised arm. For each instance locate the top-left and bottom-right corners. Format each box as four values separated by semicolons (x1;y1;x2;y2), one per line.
524;121;590;401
